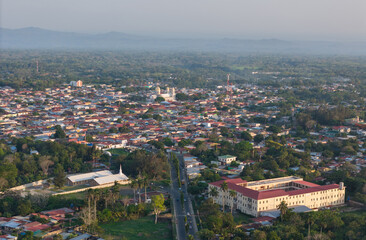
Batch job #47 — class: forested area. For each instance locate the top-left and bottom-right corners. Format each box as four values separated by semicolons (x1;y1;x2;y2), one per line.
113;149;170;181
0;138;97;190
1;51;366;90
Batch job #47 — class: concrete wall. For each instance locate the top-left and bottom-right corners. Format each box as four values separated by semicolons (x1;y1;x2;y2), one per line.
52;180;131;196
8;179;50;191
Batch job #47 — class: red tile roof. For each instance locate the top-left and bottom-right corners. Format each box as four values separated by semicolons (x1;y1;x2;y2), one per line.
293;180;320;188
252;216;275;223
209;178;340;200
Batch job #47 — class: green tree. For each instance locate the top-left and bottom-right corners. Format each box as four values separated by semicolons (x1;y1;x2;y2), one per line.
277;201;288;222
54;125;66;138
220;182;228;212
162;137;174;147
229;190;237;214
254;134;264;143
209;187;219;203
85;134;94;142
268;231;281;240
240;131;253;141
53;164;66;188
252;230;267;240
198;229;215;240
155;96;165;103
151;194;166;224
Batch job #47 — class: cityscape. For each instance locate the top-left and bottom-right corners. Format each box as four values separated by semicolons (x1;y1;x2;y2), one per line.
1;1;366;240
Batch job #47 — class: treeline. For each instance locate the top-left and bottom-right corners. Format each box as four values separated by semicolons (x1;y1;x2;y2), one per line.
191;140;253;166
240;139;314;181
114;149;170;180
0;138;99;190
197;197;366;240
325;165;366;205
2;50;366;90
252;209;365;240
0;191;84;217
301;139;361;159
297;106;356;129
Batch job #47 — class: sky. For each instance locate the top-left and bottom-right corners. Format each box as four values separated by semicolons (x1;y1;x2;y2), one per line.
1;0;366;41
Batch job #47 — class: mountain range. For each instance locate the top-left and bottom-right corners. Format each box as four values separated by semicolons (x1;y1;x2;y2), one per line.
1;27;366;55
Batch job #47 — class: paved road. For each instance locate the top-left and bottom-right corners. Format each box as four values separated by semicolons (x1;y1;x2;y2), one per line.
169;154;188;240
177;152;199;239
169;152;199;240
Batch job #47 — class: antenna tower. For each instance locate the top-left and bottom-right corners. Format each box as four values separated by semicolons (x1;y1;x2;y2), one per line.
36;60;39;73
226;73;232;96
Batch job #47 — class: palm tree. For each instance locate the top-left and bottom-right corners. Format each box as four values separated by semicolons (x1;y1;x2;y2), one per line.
229;190;237;214
103;189;110;209
208;187;219;204
307;212;315;240
111;182;120;204
122;195;130;207
86;189;94;225
130;179;138;203
220;182;228;212
93;189;101;219
143;174;149;203
137;176;143;203
277;201;288;222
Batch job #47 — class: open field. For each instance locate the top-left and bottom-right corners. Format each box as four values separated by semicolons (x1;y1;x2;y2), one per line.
233;212;253;224
107;148;129;156
101;216;172;240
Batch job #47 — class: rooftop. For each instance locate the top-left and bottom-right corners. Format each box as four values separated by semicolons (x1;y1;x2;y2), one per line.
209;176;341;200
67;170;113;183
246;176;302;187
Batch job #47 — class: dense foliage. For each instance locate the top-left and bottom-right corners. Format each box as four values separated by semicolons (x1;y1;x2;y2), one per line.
2;51;366;90
0;138;97;190
114;149;170;180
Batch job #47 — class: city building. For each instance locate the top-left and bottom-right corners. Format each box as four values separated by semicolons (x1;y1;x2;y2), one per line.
218;155;237;165
151;86;176;101
66;166;129;186
208;176;345;217
70;80;83;87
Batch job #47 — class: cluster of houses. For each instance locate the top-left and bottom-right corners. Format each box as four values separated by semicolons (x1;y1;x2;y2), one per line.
0;208;101;240
0;81;365;178
0;78;365;238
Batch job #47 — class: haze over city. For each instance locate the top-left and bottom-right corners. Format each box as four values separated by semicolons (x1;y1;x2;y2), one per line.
1;0;366;41
1;1;366;240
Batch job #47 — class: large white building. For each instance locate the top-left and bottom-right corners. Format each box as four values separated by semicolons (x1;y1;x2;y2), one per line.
218;155;237;165
70;80;83;87
66;166;129;186
208;176;345;217
151;86;176;101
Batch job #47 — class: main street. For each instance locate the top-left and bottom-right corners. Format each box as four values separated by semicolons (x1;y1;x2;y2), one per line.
177;153;199;238
169;152;199;240
169;153;188;240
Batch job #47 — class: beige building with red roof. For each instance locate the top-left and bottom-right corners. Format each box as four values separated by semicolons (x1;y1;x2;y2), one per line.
208;176;345;217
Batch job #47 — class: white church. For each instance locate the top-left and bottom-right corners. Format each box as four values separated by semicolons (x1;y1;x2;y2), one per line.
66;165;129;187
150;86;176;102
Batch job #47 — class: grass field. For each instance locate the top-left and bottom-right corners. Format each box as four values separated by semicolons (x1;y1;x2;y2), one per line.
108;148;129;156
58;190;88;200
233;212;253;224
101;216;172;240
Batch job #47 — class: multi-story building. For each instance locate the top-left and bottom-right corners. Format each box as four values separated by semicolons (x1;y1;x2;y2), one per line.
208;176;345;217
218;155;237;165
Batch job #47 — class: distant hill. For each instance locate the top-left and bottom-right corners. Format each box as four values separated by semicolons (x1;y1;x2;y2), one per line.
1;27;366;55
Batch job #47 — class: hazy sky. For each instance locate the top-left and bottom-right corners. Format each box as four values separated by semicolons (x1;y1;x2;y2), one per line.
1;0;366;41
